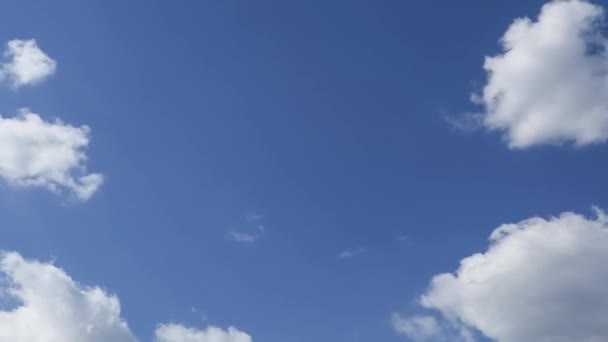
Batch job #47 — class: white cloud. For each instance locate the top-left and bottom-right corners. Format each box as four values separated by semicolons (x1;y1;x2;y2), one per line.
155;324;252;342
0;252;252;342
0;109;103;200
0;251;136;342
474;0;608;148
400;208;608;342
225;232;258;244
337;247;366;260
0;39;56;88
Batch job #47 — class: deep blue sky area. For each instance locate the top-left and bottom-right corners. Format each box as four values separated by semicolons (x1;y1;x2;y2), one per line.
0;1;606;341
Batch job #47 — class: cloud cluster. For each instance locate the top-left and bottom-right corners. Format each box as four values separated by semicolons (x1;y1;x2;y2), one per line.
0;38;104;200
475;0;608;148
0;251;251;342
0;39;56;88
0;109;103;200
396;209;608;341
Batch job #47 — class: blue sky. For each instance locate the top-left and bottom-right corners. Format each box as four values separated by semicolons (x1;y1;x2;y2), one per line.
2;0;608;341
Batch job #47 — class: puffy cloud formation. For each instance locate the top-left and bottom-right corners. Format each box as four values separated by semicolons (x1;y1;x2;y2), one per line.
0;252;252;342
0;109;103;200
0;39;56;88
0;251;136;342
155;324;252;342
396;208;608;341
476;0;608;148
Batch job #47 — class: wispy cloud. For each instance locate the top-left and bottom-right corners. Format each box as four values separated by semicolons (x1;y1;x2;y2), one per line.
443;112;483;133
225;231;258;244
226;212;267;244
396;233;409;242
337;247;366;260
246;212;264;222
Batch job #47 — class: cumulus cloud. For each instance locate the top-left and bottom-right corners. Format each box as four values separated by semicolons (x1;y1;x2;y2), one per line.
398;208;608;342
0;251;135;342
474;0;608;148
155;324;252;342
0;251;252;342
0;109;103;200
0;39;56;88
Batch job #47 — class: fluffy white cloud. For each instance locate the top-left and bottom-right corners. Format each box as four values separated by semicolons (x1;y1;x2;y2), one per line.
475;0;608;148
155;324;252;342
0;109;103;200
0;252;252;342
0;251;136;342
399;208;608;342
0;39;56;88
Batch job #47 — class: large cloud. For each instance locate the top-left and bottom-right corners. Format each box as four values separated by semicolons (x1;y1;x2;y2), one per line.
0;252;251;342
395;209;608;341
0;39;56;88
475;0;608;148
0;109;103;200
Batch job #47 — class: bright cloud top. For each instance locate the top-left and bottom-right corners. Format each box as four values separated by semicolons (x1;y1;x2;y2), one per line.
476;0;608;148
0;109;103;200
396;208;608;341
0;39;56;88
155;324;252;342
0;251;252;342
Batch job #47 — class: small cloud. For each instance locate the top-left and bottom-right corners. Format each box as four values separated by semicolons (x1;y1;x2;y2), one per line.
225;231;258;244
443;112;483;133
396;233;409;242
226;212;267;243
0;108;103;200
190;307;208;322
392;314;444;341
0;39;56;89
246;212;264;222
337;247;366;260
